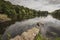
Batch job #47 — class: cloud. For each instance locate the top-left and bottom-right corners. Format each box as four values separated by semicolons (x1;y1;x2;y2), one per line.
6;0;60;12
48;0;60;5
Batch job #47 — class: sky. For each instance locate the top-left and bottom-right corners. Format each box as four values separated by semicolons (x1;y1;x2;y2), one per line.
5;0;60;12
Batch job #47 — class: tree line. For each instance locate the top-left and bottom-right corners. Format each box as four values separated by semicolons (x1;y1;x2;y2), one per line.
0;0;49;21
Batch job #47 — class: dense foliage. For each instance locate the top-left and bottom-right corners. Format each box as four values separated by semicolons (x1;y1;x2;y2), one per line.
52;9;60;20
0;0;48;21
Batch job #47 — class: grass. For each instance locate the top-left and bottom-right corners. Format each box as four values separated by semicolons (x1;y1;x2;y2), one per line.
34;33;47;40
0;33;60;40
34;33;60;40
55;37;60;40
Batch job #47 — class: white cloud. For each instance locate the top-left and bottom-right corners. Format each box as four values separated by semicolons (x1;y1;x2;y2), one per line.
5;0;60;12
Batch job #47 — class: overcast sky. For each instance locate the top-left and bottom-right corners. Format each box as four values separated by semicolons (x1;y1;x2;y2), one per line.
5;0;60;12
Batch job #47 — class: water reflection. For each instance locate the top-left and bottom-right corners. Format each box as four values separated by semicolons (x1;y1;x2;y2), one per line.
39;15;60;38
40;15;60;23
2;15;60;40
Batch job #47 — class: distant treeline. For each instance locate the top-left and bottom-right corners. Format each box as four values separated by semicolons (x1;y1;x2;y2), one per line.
52;9;60;20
